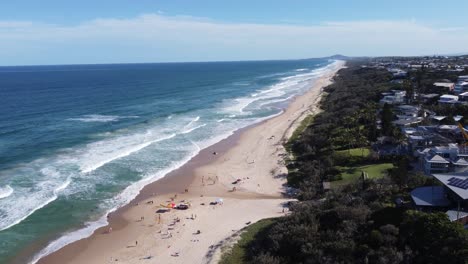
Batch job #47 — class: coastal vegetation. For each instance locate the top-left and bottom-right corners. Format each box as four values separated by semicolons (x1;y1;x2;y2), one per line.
219;218;276;264
221;61;468;263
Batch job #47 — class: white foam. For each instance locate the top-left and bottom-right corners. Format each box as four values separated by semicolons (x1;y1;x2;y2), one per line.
184;116;200;128
0;178;71;232
29;212;110;264
217;119;225;122
79;133;177;173
67;114;138;123
295;68;308;72
180;124;207;134
0;185;13;199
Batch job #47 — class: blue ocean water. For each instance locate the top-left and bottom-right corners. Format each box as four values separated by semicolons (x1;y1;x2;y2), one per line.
0;59;335;262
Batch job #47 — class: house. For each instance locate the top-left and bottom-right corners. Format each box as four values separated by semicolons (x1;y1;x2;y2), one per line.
459;92;468;101
454;81;468;94
410;186;451;210
392;117;423;127
420;93;440;103
434;82;455;92
446;210;468;224
424;154;450;174
418;144;468;174
433;173;468;210
379;90;406;105
438;94;459;104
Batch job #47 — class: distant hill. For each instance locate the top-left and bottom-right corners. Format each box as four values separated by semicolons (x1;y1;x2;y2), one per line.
325;54;349;60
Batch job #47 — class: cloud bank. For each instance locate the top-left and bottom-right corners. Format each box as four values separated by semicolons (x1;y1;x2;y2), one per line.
0;14;467;65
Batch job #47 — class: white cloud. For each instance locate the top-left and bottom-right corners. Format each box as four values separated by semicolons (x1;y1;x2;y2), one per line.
0;14;467;65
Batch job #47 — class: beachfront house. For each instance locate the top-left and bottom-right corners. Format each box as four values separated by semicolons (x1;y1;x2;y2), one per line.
410;186;451;211
455;81;468;95
438;94;459;105
434;82;455;92
379;90;406;105
459;92;468;102
433;173;468;224
417;144;468;174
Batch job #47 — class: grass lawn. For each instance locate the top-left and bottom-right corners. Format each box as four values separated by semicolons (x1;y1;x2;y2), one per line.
332;163;394;187
336;147;370;157
219;218;276;264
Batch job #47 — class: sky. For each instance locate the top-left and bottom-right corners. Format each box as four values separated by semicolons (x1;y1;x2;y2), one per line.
1;0;468;65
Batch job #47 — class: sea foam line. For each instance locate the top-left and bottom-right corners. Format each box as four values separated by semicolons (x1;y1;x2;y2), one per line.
80;133;177;173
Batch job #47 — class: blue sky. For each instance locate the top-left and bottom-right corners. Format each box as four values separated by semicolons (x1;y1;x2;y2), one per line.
1;1;468;65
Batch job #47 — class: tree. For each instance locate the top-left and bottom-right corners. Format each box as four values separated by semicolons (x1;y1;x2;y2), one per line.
400;211;468;264
381;103;394;136
404;79;414;104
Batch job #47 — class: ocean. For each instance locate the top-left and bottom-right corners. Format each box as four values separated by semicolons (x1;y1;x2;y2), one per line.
0;58;336;263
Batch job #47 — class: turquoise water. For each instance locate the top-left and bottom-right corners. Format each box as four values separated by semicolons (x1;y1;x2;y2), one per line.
0;59;336;262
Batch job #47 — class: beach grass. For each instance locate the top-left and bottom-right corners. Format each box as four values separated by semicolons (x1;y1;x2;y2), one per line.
219;218;276;264
285;115;314;151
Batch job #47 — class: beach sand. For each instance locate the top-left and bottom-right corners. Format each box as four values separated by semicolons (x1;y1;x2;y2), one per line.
35;61;345;264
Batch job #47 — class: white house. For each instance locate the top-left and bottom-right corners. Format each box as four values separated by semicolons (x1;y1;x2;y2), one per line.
438;94;459;104
455;81;468;94
434;82;455;91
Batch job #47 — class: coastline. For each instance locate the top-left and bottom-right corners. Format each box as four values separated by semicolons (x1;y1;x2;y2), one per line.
30;60;345;264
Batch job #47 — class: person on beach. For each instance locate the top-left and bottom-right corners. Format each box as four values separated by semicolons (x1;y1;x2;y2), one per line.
158;214;161;224
108;227;112;233
202;176;205;186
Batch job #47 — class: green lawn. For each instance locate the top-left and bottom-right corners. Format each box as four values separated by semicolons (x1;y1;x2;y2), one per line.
332;163;394;187
219;218;276;264
336;147;370;157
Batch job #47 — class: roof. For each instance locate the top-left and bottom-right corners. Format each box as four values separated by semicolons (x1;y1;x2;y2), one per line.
434;82;455;87
446;210;468;222
454;115;464;122
459;92;468;96
410;186;451;207
440;94;459;100
453;158;468;166
438;125;458;130
426;154;450;164
421;93;440;99
433;173;468;200
409;135;424;140
392;117;422;126
432;116;446;121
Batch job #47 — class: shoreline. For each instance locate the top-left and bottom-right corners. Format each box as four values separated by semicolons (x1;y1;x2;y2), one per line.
29;60;345;264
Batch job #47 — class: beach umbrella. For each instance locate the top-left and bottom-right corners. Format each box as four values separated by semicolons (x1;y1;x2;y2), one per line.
216;198;223;204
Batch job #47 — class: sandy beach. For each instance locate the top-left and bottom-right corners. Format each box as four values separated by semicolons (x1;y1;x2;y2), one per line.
34;60;345;264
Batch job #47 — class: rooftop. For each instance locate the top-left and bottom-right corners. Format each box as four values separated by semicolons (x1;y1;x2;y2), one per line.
434;82;455;87
410;186;451;207
425;154;450;164
433;173;468;200
446;210;468;222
